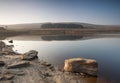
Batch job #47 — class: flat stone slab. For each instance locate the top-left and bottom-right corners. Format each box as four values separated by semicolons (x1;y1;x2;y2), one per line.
7;61;30;69
0;74;14;80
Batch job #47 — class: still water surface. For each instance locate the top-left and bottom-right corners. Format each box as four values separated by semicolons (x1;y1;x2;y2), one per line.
3;35;120;83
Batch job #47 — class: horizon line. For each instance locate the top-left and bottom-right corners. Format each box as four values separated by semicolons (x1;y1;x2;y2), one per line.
0;22;120;26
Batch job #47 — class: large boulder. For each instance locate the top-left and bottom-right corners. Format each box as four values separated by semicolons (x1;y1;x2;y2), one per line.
64;58;98;76
22;50;38;60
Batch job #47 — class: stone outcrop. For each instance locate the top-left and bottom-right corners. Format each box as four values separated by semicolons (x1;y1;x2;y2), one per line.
0;41;17;55
2;45;15;55
22;50;38;60
64;58;98;76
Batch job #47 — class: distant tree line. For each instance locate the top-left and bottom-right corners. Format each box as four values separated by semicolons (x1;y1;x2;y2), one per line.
41;23;84;29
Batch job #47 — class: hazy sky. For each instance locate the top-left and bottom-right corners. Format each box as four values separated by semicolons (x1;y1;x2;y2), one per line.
0;0;120;25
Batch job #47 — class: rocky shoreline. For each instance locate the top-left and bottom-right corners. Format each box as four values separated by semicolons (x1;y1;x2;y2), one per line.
0;41;97;83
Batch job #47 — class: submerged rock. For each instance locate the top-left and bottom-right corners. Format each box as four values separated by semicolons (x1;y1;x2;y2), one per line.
22;50;38;60
41;61;51;67
8;40;13;43
7;61;30;69
64;58;98;76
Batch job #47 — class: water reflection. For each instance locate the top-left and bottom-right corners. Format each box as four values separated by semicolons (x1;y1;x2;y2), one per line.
41;35;83;40
2;34;120;41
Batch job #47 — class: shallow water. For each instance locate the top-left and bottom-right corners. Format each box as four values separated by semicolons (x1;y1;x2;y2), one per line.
3;35;120;83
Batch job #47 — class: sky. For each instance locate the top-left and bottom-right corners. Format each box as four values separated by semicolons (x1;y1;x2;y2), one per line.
0;0;120;25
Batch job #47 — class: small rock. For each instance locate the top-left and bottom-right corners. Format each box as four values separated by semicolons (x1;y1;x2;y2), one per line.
49;66;55;71
9;40;13;43
0;76;3;80
0;74;14;80
44;63;51;67
7;61;30;69
0;41;5;51
43;73;52;77
41;61;51;67
3;74;14;80
64;58;98;76
0;61;5;66
22;50;38;60
80;73;86;76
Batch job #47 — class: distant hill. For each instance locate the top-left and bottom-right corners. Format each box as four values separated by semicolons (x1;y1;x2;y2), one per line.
6;23;84;31
6;23;42;31
4;22;120;31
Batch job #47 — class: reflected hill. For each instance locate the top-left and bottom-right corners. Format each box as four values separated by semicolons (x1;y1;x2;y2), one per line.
2;34;120;41
41;34;120;41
